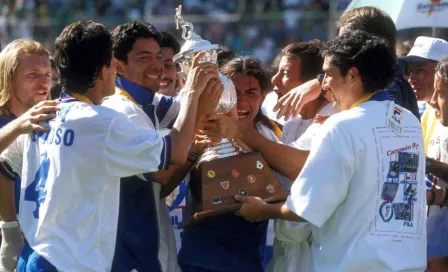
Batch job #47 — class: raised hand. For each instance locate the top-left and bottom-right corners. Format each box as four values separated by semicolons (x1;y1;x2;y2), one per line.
13;100;59;134
196;78;223;128
184;52;219;96
201;113;239;140
273;79;321;121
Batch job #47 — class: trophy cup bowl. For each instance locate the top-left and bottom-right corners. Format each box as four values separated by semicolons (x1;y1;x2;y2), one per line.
174;5;286;228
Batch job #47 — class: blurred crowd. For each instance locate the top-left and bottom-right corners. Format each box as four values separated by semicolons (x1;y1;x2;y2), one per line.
0;0;353;66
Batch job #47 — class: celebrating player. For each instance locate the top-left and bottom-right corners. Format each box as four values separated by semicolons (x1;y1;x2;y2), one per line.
0;20;217;271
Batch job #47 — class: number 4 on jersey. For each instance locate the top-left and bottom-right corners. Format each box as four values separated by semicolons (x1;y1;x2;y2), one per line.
24;152;50;219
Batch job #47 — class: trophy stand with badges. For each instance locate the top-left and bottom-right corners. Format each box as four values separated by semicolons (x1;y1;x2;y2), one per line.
174;6;287;229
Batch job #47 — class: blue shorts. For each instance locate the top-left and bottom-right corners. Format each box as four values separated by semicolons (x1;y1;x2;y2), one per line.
17;240;57;272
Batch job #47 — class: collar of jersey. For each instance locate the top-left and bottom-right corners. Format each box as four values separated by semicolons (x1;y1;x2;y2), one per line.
60;92;95;105
350;90;391;109
115;76;155;106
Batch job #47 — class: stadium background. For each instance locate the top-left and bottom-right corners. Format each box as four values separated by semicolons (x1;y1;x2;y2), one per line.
1;0;447;69
2;0;448;266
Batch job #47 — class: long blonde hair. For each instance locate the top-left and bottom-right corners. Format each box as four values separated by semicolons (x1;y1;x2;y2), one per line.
0;39;50;116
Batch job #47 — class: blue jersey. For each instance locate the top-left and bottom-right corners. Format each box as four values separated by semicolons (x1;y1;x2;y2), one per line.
0;114;20;214
178;212;268;272
109;77;180;272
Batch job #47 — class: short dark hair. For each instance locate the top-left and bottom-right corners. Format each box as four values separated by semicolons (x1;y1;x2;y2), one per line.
281;40;324;82
159;32;180;55
112;21;161;64
338;7;396;49
322;30;396;93
220;57;271;92
436;57;448;82
54;21;112;94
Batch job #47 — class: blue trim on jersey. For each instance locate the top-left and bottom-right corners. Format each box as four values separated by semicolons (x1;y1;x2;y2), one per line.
0;114;21;215
158;135;171;170
17;239;57;272
167;118;176;130
371;90;393;102
112;175;162;272
116;76;155;105
156;96;175;126
142;104;157;128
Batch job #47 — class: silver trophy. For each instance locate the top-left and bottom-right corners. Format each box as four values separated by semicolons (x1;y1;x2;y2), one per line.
174;5;242;163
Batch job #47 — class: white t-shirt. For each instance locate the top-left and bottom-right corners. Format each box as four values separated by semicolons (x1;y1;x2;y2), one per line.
424;107;448;258
102;93;181;272
287;101;426;272
269;103;336;272
282;103;337;150
1;99;167;272
261;91;286;125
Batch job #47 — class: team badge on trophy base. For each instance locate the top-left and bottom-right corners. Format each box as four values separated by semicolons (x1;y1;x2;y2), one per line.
174;6;286;229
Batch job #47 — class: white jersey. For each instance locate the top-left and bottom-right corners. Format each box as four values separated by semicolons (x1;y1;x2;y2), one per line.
0;97;168;272
102;92;181;272
424;107;448;258
287;100;426;272
268;103;336;272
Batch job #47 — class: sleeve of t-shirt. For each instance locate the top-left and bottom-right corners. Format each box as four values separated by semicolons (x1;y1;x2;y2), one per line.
0;136;24;179
104;114;171;178
286;122;354;228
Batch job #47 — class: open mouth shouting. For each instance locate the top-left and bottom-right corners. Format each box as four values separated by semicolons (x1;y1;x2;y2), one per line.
237;109;250;120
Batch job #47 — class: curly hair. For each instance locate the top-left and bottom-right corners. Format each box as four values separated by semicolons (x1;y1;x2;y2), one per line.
338;7;396;49
112;21;161;64
322;30;396;94
54;21;112;94
281;40;324;82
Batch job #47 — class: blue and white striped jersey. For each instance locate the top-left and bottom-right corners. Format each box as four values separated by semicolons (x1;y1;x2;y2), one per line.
103;77;181;272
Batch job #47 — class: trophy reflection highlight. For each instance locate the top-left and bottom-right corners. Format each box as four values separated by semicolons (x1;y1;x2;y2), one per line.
174;5;242;163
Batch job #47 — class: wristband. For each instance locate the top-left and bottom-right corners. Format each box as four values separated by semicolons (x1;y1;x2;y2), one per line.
188;146;201;162
0;221;19;229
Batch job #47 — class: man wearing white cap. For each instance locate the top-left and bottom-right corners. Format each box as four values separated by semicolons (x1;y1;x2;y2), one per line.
401;37;448;259
400;36;448;116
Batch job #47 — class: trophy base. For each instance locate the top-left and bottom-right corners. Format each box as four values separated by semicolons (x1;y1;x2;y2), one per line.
178;193;287;229
180;151;287;229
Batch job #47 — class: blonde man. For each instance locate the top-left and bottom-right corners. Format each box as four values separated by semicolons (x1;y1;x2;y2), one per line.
0;39;57;272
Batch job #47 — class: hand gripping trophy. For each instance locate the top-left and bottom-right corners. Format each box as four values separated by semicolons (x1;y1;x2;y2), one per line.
174;5;243;162
174;6;286;228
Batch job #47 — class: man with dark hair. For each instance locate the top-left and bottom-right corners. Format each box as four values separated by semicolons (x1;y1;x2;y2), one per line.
399;37;448;260
159;31;181;97
206;42;335;271
0;20;218;271
426;57;448;271
106;21;222;272
274;6;420;121
236;31;426;271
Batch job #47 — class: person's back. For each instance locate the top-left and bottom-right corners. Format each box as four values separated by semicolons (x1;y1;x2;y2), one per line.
297;100;426;271
3;96;166;271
